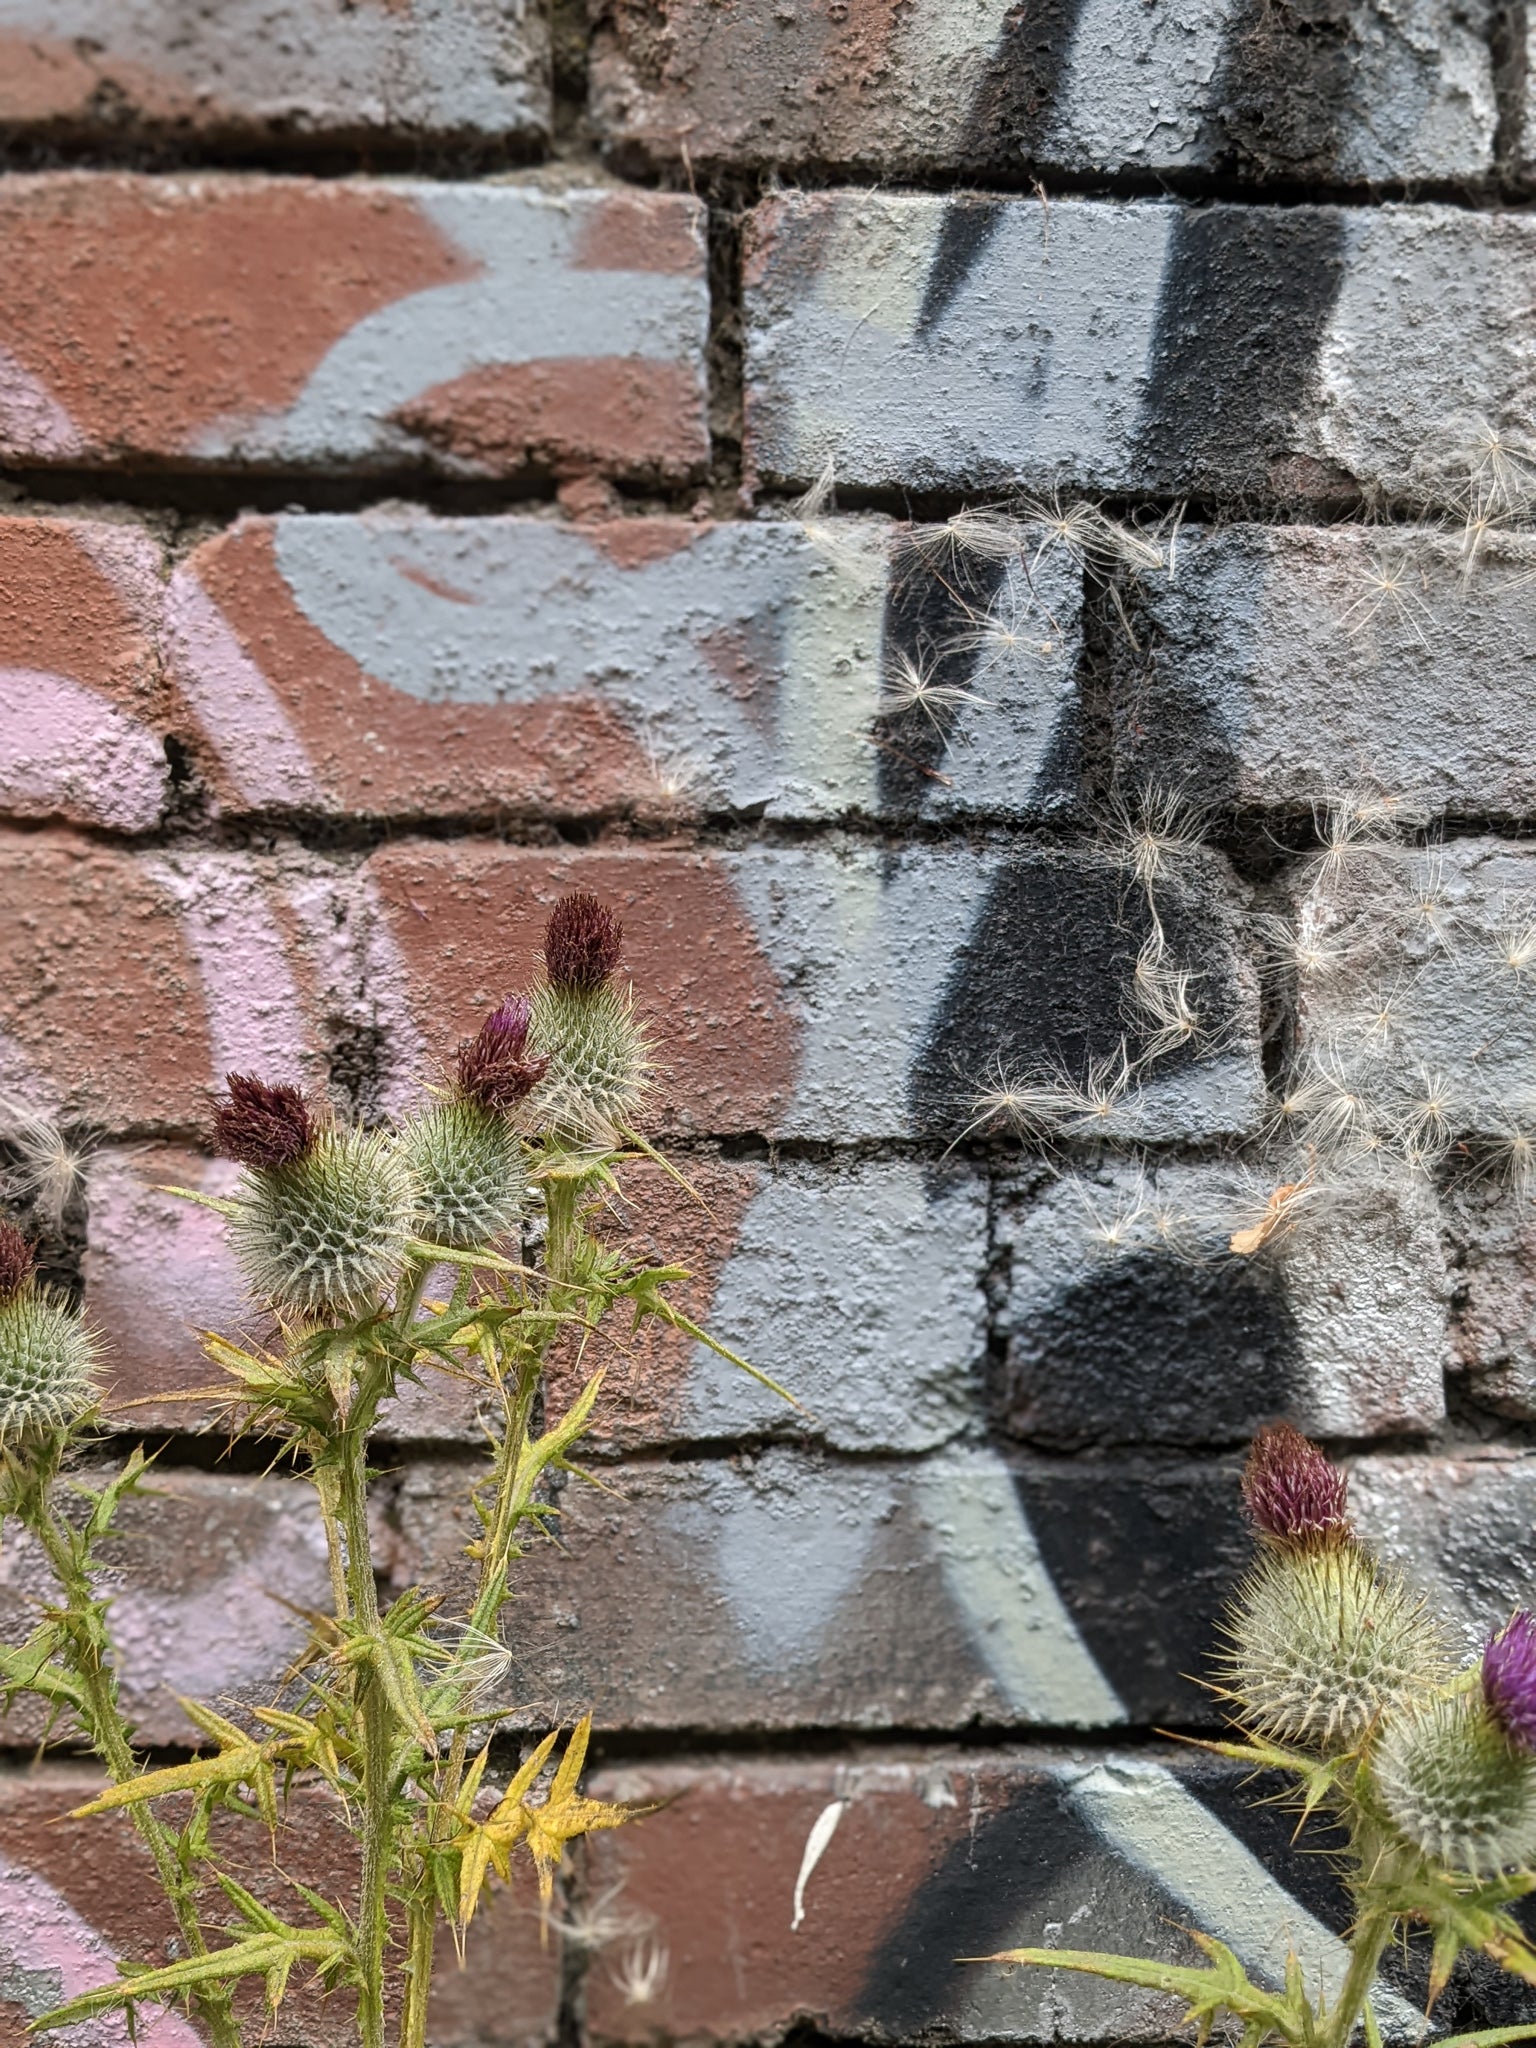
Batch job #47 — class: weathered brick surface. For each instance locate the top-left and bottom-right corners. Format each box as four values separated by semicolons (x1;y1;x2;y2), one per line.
996;1161;1450;1447
580;1750;1473;2045
363;840;1264;1142
389;1449;1536;1739
1290;836;1536;1135
167;512;1080;824
85;1147;985;1455
744;195;1535;504
0;2;550;145
0;1766;560;2048
0;177;707;478
1112;525;1536;812
593;0;1494;185
0;517;168;832
0;1470;329;1747
0;838;339;1131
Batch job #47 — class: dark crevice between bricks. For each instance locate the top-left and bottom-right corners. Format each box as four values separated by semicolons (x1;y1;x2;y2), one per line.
1491;0;1530;184
703;183;754;511
548;0;594;153
0;127;549;180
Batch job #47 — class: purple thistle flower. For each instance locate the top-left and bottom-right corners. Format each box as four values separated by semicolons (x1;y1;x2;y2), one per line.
543;892;624;994
1241;1421;1351;1548
213;1074;315;1171
457;996;548;1114
1484;1613;1536;1751
0;1219;33;1303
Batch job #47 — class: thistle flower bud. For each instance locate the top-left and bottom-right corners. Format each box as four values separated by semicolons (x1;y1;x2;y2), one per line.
543;892;623;994
527;896;650;1142
0;1285;99;1449
1483;1612;1536;1752
1218;1539;1448;1754
457;998;547;1115
0;1219;34;1303
214;1075;315;1171
401;1100;526;1250
228;1127;416;1320
1242;1422;1351;1548
1375;1687;1536;1876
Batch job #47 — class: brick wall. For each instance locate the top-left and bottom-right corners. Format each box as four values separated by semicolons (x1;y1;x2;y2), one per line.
0;2;1533;2041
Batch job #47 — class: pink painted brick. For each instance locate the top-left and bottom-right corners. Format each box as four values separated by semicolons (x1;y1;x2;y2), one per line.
0;1;549;146
0;515;167;831
0;176;708;479
0;1470;330;1747
0;1766;559;2047
0;835;337;1132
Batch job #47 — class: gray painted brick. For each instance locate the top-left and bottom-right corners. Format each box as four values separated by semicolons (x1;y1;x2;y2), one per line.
1113;525;1536;813
744;195;1536;505
1289;836;1536;1137
593;0;1492;186
995;1160;1449;1447
171;511;1082;826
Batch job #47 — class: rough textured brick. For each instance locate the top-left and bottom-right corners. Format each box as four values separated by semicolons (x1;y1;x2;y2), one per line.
580;1751;1454;2046
168;512;1081;825
0;517;167;832
593;0;1493;186
1112;525;1536;813
0;1766;559;2048
995;1161;1450;1447
392;1449;1536;1740
0;1471;329;1747
363;841;1264;1143
0;177;707;480
1446;1183;1536;1418
744;194;1535;505
1289;836;1536;1135
0;838;339;1131
0;1;550;145
86;1149;985;1455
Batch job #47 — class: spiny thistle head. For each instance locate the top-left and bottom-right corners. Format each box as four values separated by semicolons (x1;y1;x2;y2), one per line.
456;998;548;1115
543;892;624;994
1217;1540;1448;1754
228;1126;415;1320
1484;1612;1536;1753
528;979;652;1144
1242;1422;1351;1549
0;1288;100;1449
214;1074;315;1171
402;1100;526;1250
0;1219;34;1303
1375;1687;1536;1876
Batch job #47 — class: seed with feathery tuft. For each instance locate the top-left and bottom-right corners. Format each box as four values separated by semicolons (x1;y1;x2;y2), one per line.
1242;1421;1351;1548
1484;1612;1536;1753
214;1074;315;1171
0;1219;34;1303
457;997;548;1114
543;893;624;994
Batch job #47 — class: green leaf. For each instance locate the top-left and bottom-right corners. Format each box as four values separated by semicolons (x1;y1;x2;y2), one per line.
32;1932;346;2029
1432;2028;1536;2048
963;1939;1309;2048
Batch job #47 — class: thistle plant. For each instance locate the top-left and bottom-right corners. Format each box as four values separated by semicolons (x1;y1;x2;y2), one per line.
0;893;790;2048
973;1424;1536;2048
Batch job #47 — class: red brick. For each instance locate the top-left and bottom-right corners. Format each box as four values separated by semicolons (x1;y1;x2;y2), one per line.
0;837;335;1132
362;843;800;1138
0;177;707;479
0;517;167;832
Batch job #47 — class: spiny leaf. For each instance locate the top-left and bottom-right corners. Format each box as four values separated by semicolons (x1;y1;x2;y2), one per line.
32;1931;346;2028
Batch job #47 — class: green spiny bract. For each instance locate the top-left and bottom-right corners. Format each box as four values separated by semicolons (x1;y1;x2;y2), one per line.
229;1127;416;1319
528;980;651;1143
402;1100;526;1249
1374;1687;1536;1876
0;1288;100;1448
1218;1540;1448;1753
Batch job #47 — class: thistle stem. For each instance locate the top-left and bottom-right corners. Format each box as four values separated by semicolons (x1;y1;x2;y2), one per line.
26;1478;241;2048
338;1375;392;2048
1327;1911;1393;2048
